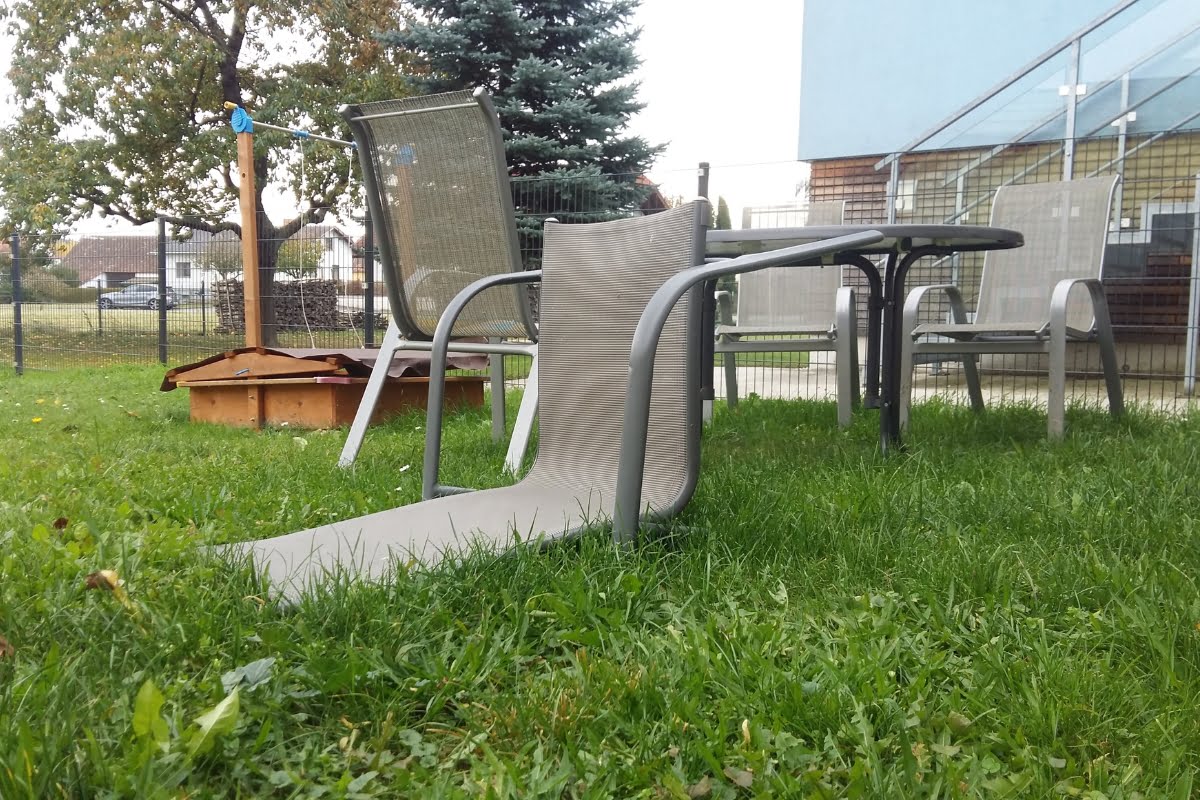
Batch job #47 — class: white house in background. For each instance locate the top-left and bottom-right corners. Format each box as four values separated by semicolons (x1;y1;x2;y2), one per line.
61;235;158;289
162;224;357;295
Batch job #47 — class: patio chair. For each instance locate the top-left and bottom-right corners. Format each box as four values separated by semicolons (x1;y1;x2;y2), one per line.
227;202;709;602
337;89;539;472
715;201;862;426
898;175;1124;439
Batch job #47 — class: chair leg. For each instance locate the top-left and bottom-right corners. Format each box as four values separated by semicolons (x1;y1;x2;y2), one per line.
504;352;539;476
835;287;859;428
1047;324;1067;440
722;338;739;408
962;354;985;413
899;330;915;433
489;338;505;443
338;319;404;467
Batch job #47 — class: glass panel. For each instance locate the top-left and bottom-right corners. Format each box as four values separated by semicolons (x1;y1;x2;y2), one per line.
912;0;1200;153
928;50;1071;151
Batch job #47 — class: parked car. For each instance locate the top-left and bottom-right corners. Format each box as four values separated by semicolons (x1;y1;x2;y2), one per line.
98;284;176;310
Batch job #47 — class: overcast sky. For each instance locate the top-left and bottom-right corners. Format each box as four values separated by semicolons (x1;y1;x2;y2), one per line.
631;0;808;220
0;0;807;233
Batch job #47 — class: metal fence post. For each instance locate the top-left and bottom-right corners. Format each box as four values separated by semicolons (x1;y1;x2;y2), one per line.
697;162;716;419
1184;173;1200;396
886;156;900;224
11;233;22;375
157;216;168;364
364;214;375;348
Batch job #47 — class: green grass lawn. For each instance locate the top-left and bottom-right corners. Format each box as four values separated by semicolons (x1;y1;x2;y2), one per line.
1;367;1198;797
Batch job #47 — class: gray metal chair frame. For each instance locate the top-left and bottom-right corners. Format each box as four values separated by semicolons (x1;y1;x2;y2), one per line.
229;205;886;600
230;203;707;601
338;88;539;471
898;175;1124;439
614;226;886;540
714;201;861;426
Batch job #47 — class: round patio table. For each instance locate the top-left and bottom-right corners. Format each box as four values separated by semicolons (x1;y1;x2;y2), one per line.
705;224;1024;452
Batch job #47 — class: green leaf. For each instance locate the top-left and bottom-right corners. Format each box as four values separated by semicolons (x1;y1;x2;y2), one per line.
220;656;276;693
347;770;379;792
132;679;168;746
188;688;240;757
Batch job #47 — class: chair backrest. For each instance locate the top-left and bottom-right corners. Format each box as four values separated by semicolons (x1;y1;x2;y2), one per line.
342;89;535;341
977;175;1119;330
526;202;706;513
735;200;846;330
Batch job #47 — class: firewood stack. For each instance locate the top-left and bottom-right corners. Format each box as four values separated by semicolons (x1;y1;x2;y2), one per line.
215;279;382;333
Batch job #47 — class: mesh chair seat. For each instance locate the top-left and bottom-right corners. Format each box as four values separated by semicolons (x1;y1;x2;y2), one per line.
716;324;833;337
230;204;705;602
226;484;616;599
913;322;1048;339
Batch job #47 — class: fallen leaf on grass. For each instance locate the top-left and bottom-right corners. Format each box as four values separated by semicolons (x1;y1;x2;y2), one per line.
125;410;140;418
85;569;122;591
723;767;753;788
0;635;13;659
686;775;712;798
53;517;69;530
84;569;140;616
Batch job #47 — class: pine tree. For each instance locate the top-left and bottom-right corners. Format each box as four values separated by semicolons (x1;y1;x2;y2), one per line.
382;0;662;259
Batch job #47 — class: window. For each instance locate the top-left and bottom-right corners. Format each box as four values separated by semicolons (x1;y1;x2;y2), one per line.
176;261;192;279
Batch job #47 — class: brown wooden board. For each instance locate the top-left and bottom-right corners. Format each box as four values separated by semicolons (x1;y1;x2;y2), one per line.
164;349;345;384
181;376;486;429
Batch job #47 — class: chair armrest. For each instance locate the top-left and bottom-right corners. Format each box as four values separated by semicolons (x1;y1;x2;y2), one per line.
422;269;543;500
1050;277;1108;335
903;283;971;339
834;286;857;339
613;229;885;542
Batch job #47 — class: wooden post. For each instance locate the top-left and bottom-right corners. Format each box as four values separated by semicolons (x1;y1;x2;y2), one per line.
236;130;263;348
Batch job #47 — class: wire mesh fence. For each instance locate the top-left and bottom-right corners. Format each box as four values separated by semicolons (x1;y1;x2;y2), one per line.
721;129;1200;416
3;141;1197;419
